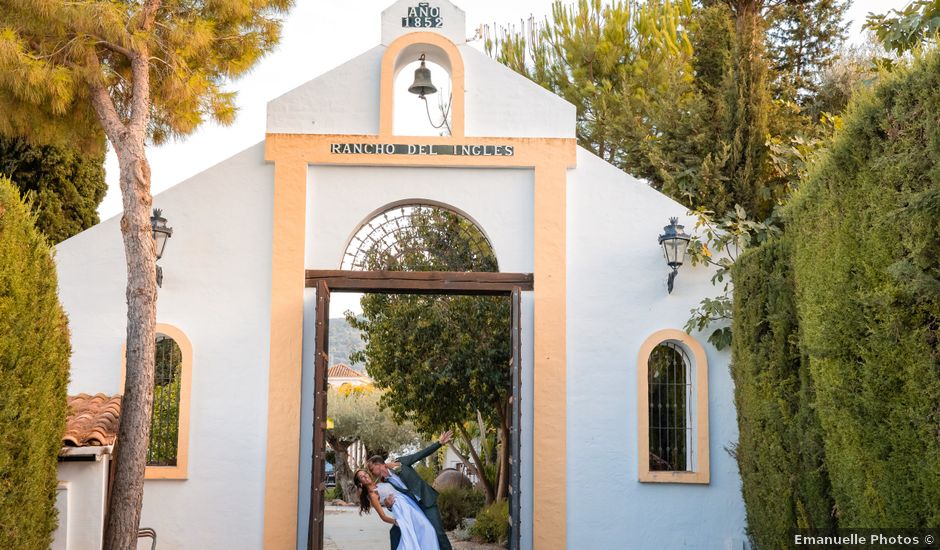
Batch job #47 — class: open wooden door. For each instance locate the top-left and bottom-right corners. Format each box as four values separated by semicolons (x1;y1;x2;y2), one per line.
308;280;330;550
509;286;522;550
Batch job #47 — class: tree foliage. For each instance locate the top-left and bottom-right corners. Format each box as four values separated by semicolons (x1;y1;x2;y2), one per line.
767;0;850;103
0;135;105;243
0;177;70;550
486;0;848;220
484;0;696;174
866;0;940;55
0;0;291;148
0;2;292;546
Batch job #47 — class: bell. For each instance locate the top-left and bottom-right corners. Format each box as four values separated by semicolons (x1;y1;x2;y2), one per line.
408;54;437;98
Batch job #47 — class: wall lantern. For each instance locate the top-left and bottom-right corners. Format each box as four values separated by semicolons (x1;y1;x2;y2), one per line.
658;217;690;294
151;208;173;288
408;53;437;99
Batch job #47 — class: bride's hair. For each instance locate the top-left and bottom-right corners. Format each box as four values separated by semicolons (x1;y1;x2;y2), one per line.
353;469;372;515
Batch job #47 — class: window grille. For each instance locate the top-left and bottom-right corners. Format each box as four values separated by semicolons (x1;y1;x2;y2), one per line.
342;203;497;272
648;342;692;472
148;334;182;466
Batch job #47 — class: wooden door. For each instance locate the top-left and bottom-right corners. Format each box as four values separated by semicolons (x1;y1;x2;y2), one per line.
308;280;330;550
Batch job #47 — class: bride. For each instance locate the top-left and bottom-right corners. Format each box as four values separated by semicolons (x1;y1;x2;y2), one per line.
355;469;440;550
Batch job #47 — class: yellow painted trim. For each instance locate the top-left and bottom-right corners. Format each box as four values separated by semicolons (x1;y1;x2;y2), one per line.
380;32;465;137
636;329;710;484
120;323;193;480
262;156;309;550
533;162;567;547
263;132;575;550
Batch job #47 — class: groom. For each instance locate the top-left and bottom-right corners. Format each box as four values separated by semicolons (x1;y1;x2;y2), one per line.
368;430;454;550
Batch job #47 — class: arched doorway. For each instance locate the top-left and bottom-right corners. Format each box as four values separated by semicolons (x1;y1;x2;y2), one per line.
307;202;528;550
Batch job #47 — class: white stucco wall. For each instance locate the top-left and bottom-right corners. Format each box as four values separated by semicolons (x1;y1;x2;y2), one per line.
266;46;385;136
266;39;575;139
566;148;747;548
296;165;537;549
55;143;275;549
54;455;110;550
460;45;575;139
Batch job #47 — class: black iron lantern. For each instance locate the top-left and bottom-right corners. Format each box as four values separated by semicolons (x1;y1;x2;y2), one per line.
408;53;437;99
658;217;690;294
151;208;173;287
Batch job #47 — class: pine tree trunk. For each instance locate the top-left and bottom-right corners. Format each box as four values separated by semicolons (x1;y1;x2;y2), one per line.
104;141;158;550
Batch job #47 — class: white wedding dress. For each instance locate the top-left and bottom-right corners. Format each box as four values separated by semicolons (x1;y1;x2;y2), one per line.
376;481;440;550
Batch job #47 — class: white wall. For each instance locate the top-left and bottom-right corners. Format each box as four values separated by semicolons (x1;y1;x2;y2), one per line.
296;164;537;549
55;143;275;550
566;148;747;548
266;39;575;140
266;46;384;136
54;456;110;550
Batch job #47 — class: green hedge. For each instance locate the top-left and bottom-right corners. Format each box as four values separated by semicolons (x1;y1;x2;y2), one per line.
786;52;940;529
0;177;70;549
731;239;836;548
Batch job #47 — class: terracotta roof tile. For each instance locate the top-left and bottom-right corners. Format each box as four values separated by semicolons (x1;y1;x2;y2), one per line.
328;363;364;379
63;393;121;447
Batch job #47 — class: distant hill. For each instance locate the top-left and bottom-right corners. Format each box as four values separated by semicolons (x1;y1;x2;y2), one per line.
328;317;365;371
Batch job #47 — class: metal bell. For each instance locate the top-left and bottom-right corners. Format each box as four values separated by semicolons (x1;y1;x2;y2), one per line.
408;54;437;98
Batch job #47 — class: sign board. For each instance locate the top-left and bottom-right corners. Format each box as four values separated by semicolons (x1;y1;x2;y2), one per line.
402;2;443;28
330;143;515;157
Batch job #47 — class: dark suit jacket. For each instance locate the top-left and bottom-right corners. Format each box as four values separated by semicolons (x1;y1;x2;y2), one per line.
392;441;441;508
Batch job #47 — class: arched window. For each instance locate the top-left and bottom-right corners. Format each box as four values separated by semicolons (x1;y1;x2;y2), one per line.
341;202;497;272
637;329;709;484
149;334;182;466
123;323;192;479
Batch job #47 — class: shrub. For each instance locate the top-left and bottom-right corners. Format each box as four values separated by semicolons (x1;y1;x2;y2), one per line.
786;51;940;529
324;486;343;501
0;177;70;549
437;487;485;530
469;500;509;544
731;239;836;547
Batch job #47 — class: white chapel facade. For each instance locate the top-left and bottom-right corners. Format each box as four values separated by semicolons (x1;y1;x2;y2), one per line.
54;1;748;548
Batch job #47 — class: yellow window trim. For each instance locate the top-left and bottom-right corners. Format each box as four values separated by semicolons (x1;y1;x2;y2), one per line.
637;328;710;484
121;322;192;480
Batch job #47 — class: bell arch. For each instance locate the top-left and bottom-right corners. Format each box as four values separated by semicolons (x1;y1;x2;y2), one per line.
380;32;465;137
339;199;498;271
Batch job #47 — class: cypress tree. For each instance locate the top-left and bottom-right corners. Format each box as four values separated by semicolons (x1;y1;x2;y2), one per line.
767;0;850;103
0;177;71;550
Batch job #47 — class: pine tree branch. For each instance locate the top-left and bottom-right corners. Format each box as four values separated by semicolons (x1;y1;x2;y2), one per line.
84;51;126;145
96;40;133;59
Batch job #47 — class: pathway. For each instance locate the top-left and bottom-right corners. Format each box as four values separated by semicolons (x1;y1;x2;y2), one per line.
322;505;503;550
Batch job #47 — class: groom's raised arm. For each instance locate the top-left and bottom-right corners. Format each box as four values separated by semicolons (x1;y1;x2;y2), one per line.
397;430;454;467
397;442;441;467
